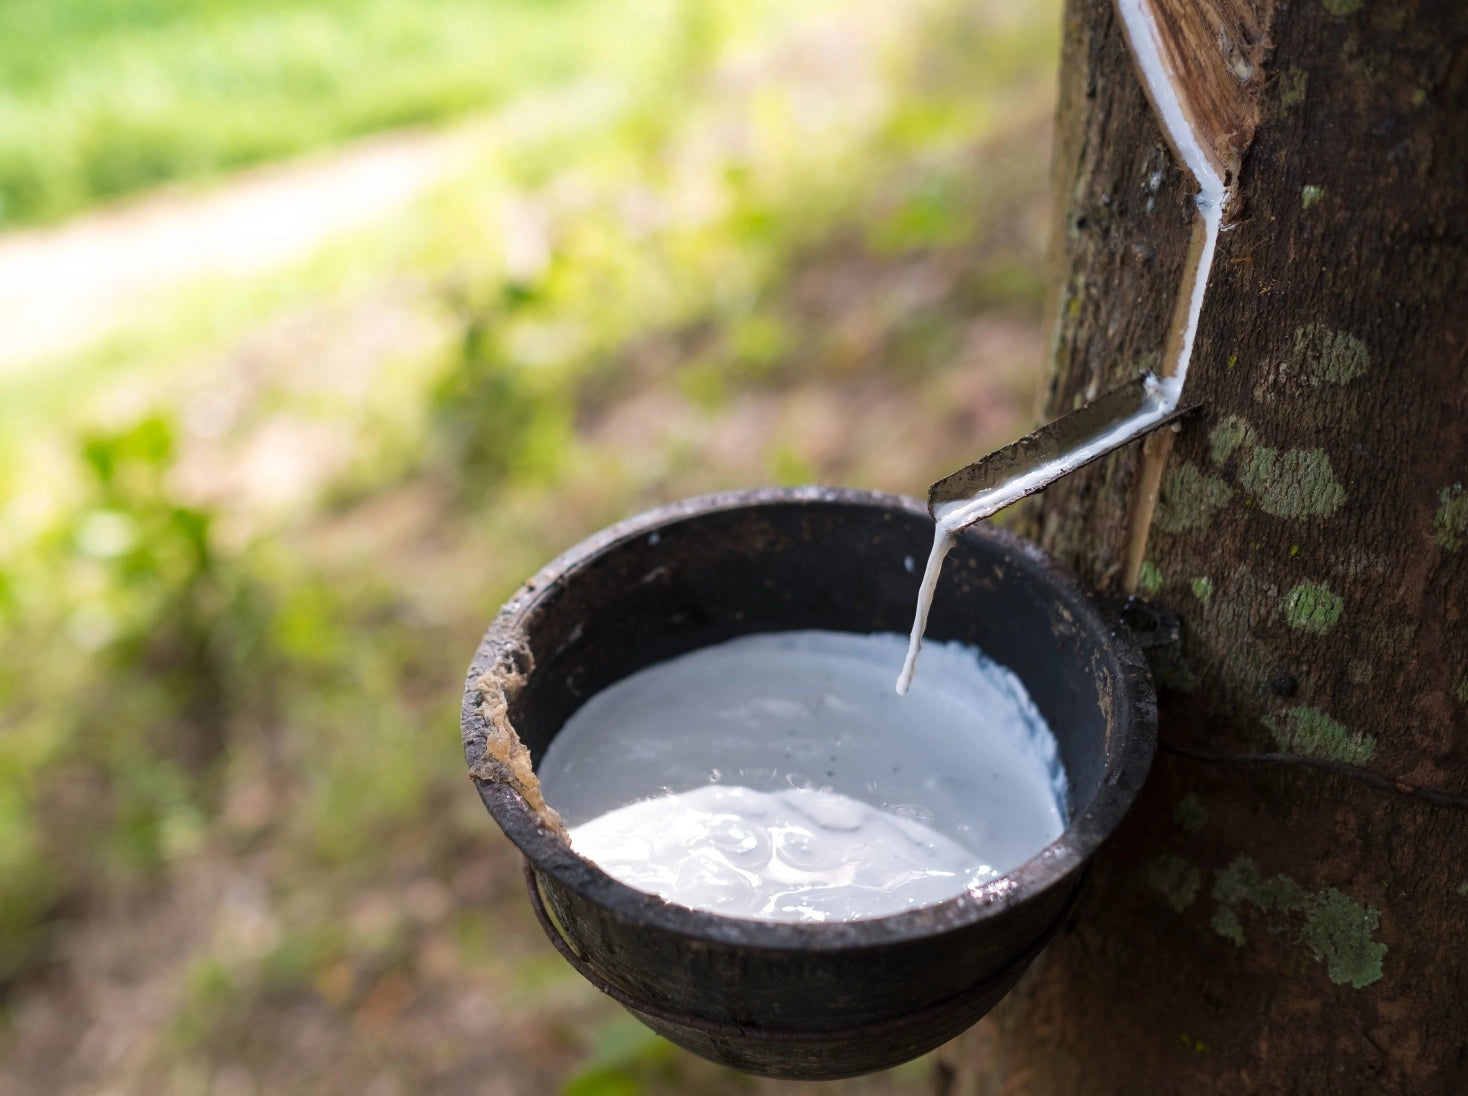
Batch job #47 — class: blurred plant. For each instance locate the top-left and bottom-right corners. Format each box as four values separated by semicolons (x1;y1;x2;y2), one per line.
76;417;244;769
561;1015;680;1096
427;282;574;498
0;415;264;976
0;404;467;984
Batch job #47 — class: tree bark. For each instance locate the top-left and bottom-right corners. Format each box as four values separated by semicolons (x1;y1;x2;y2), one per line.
945;0;1468;1091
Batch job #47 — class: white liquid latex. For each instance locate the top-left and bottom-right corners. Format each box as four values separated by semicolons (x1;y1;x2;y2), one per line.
538;630;1067;922
570;784;987;922
898;0;1228;694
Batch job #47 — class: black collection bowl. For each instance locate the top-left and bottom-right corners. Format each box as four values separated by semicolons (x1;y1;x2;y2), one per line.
461;487;1156;1080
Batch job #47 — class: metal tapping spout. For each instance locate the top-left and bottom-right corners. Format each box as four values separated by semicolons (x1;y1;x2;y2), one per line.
926;372;1197;531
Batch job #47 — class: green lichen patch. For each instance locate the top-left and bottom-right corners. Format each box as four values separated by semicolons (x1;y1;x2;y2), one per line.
1137;560;1164;597
1292;324;1370;386
1147;854;1202;913
1211;855;1385;987
1301;184;1324;210
1238;446;1346;518
1214;854;1305;910
1456;674;1468;706
1155;464;1233;534
1301;889;1387;989
1189;576;1215;607
1212;905;1246;947
1207;415;1254;465
1173;793;1208;834
1278;67;1308;110
1283;580;1344;634
1322;0;1363;15
1264;706;1376;763
1436;483;1467;551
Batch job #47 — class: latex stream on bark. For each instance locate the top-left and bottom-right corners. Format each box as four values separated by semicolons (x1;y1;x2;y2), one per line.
896;0;1230;695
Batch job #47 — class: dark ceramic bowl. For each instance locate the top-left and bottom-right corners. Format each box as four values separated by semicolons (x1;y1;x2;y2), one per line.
461;487;1155;1079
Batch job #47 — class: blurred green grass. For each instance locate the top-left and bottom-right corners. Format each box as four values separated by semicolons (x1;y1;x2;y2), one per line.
0;0;790;228
0;0;1059;1091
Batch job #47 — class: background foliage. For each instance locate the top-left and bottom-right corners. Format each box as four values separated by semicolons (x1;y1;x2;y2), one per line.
0;1;1059;1091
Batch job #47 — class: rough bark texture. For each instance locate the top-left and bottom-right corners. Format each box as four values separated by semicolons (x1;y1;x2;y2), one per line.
945;0;1468;1092
1127;0;1274;178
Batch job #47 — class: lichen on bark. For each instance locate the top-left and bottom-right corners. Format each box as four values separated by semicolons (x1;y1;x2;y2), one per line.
1282;580;1343;634
1211;856;1386;989
1436;483;1467;550
1262;705;1375;763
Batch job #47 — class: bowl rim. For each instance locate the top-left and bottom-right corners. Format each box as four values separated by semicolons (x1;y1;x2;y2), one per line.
462;485;1156;952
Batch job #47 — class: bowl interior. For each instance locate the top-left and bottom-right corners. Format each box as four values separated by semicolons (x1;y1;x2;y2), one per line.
493;491;1147;857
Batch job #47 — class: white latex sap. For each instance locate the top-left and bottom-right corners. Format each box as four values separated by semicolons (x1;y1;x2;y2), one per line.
894;374;1187;695
537;630;1067;922
897;0;1228;695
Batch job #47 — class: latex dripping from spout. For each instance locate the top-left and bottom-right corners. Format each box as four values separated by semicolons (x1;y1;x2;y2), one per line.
897;0;1234;694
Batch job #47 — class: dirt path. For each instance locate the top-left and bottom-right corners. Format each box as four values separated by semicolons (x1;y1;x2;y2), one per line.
0;133;452;372
0;83;614;375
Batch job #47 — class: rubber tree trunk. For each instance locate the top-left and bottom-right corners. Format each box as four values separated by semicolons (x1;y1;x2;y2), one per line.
939;0;1468;1091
